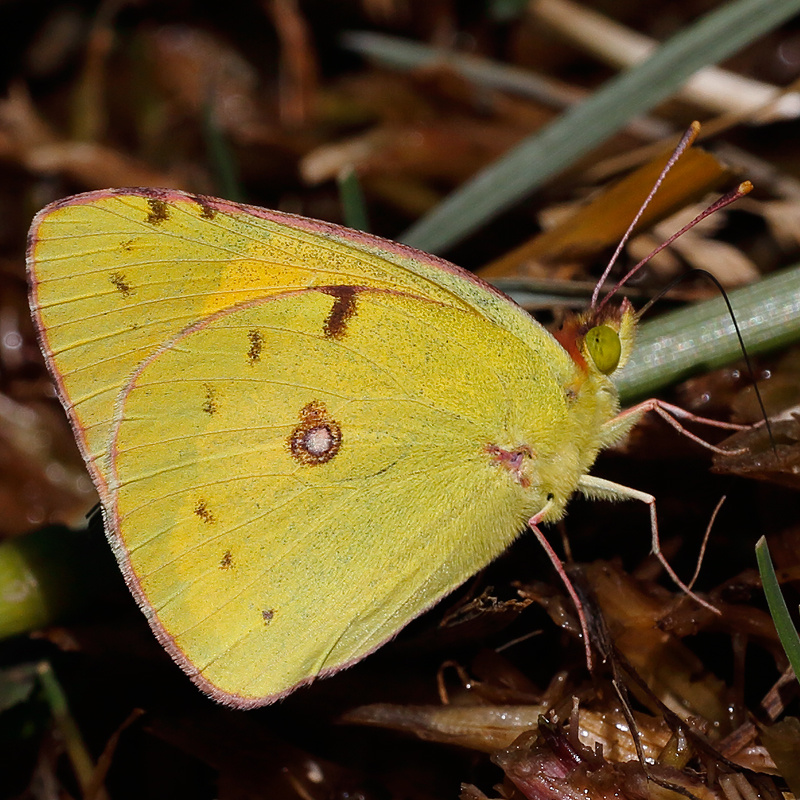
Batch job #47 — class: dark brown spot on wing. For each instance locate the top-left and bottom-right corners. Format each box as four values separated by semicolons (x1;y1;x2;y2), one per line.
262;609;275;624
192;194;217;220
247;329;263;365
121;239;135;253
146;197;170;224
320;286;359;340
110;272;133;297
288;401;342;465
219;550;233;569
195;499;215;523
202;384;218;415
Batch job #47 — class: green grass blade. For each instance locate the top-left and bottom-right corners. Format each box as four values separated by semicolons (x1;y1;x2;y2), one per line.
398;0;800;254
341;31;583;109
203;102;244;202
337;167;371;232
756;536;800;683
615;265;800;404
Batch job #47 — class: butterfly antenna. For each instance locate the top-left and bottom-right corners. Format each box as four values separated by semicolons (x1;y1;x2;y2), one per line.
590;122;701;310
599;182;753;314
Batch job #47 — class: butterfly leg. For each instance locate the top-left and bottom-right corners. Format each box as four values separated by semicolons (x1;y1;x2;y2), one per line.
528;502;595;671
613;399;748;455
577;474;721;616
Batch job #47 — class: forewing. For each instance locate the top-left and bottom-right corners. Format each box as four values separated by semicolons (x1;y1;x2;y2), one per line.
28;189;521;492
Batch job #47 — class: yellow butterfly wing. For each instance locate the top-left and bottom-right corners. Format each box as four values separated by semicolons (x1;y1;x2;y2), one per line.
110;288;581;704
27;188;629;706
28;188;560;494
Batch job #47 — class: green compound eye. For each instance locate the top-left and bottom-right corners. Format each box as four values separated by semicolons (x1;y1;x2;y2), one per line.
585;324;621;375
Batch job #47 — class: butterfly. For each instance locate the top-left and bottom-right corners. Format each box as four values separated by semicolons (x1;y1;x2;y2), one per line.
27;158;743;707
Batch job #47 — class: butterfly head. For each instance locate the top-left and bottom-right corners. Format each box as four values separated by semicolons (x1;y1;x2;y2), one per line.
552;297;637;380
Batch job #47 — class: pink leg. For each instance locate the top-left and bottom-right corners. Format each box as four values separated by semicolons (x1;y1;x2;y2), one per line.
578;475;722;616
687;495;725;591
529;504;594;672
616;398;748;455
615;483;721;616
